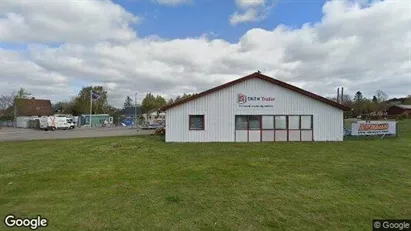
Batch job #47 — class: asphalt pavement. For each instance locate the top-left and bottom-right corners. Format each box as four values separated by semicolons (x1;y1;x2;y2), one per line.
0;126;155;142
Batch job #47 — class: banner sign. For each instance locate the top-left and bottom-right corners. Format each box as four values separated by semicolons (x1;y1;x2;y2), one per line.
351;121;397;136
236;93;275;109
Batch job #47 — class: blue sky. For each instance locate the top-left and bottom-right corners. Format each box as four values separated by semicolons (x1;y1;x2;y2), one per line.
113;0;325;42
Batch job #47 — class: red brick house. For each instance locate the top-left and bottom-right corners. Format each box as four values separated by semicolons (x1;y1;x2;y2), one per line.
387;105;411;116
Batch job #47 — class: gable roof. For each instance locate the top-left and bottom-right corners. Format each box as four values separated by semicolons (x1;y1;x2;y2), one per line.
392;104;411;110
161;72;351;111
15;98;53;116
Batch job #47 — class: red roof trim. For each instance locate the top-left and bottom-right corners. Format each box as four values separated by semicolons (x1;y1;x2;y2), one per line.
161;72;351;111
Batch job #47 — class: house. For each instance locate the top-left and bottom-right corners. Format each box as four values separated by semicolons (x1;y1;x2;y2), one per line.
161;72;351;142
78;114;113;127
387;105;411;116
15;98;53;128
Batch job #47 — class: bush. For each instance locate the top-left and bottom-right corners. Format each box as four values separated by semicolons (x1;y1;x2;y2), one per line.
397;113;409;120
155;127;165;135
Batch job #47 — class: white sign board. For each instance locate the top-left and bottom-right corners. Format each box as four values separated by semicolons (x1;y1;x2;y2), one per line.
236;93;275;109
351;121;397;136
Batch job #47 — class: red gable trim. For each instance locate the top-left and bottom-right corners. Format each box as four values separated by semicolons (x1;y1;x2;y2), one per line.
161;72;351;111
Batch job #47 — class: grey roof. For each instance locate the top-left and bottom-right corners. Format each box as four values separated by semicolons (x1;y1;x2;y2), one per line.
394;105;411;109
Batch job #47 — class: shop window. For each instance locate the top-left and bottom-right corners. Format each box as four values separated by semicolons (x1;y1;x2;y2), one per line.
262;116;274;129
235;115;248;130
301;115;312;129
248;115;261;130
288;116;300;129
275;116;287;129
189;115;204;130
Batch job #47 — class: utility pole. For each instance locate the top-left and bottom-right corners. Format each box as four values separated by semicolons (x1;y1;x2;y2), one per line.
134;93;138;127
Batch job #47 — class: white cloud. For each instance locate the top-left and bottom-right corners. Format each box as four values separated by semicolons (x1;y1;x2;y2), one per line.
0;0;140;43
153;0;191;5
230;0;276;25
235;0;266;9
230;9;259;25
0;0;410;108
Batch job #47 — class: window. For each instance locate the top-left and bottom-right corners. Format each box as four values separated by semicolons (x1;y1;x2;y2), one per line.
235;115;248;130
288;116;300;129
189;115;204;130
248;115;261;130
301;116;312;129
275;116;287;129
262;116;274;129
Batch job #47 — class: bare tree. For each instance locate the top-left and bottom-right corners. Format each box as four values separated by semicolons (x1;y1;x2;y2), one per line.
375;90;388;103
0;91;16;111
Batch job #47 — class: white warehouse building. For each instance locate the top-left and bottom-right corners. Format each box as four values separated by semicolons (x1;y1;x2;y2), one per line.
161;72;350;142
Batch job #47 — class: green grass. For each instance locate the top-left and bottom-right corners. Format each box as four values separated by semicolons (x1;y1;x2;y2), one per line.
1;121;411;230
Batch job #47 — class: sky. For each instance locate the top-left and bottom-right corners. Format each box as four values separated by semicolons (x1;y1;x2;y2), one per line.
0;0;410;107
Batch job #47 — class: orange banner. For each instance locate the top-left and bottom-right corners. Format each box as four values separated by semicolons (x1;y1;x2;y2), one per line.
359;123;389;131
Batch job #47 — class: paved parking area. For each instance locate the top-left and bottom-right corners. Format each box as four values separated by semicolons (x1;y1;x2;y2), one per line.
0;127;155;142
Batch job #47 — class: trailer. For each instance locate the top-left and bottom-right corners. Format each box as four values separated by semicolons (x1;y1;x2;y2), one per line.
39;116;75;131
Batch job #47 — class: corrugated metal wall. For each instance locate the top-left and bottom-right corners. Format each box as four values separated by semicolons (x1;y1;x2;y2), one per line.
166;78;343;142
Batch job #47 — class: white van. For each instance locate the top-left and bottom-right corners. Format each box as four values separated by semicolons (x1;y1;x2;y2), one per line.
39;116;75;131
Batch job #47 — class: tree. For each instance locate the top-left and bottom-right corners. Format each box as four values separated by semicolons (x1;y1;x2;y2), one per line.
354;91;363;102
375;90;388;103
0;93;15;111
141;93;167;113
155;95;167;109
16;88;31;99
0;88;32;119
372;96;378;104
52;99;76;114
172;93;196;103
141;93;157;114
0;93;16;119
403;95;411;105
72;86;108;115
352;91;365;117
123;96;133;109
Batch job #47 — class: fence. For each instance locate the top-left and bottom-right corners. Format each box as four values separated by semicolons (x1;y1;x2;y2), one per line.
0;120;16;128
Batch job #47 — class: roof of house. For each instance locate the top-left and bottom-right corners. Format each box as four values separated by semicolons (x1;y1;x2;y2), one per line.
161;72;351;111
391;104;411;110
15;98;53;116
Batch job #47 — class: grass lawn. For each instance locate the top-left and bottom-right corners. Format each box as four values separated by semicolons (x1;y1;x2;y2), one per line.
1;121;410;230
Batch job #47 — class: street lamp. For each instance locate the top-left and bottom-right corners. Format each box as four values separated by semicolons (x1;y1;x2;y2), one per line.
134;93;138;127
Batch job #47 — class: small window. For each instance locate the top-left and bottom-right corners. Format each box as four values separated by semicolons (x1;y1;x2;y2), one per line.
248;115;261;130
275;116;287;129
235;115;248;130
301;116;312;129
262;116;274;129
288;116;300;129
189;115;204;130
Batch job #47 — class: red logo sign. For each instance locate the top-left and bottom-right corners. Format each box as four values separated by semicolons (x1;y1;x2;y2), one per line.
237;94;247;104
